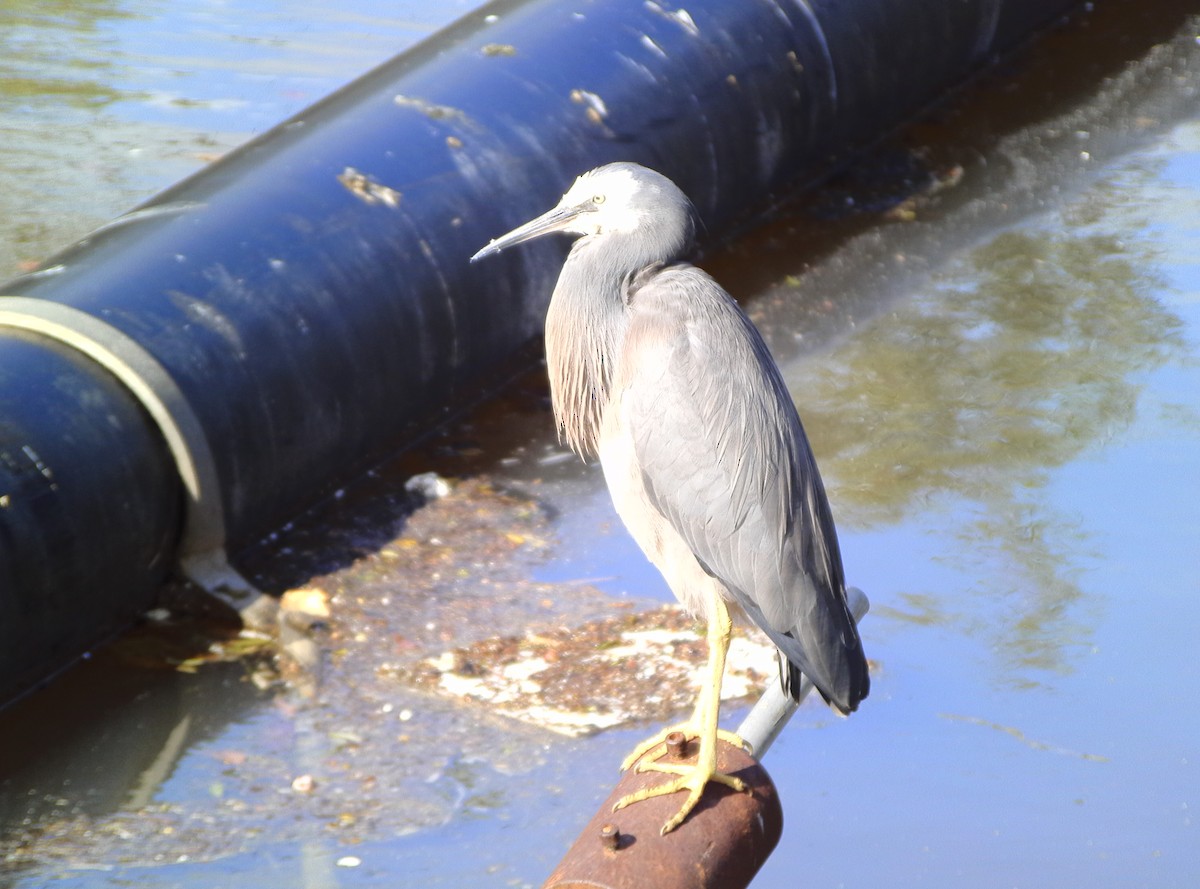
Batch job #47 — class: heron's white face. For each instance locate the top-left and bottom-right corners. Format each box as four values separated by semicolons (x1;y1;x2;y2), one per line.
556;166;647;236
469;161;693;263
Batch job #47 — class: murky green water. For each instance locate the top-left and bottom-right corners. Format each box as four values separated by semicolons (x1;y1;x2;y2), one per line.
0;0;467;278
2;2;1199;887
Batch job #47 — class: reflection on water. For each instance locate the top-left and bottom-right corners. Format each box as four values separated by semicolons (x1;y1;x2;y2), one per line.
0;2;138;110
938;712;1110;762
794;217;1184;684
0;0;454;278
807;228;1181;523
3;1;1200;887
763;147;1185;686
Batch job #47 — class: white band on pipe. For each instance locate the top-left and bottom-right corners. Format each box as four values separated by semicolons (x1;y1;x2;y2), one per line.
0;296;261;606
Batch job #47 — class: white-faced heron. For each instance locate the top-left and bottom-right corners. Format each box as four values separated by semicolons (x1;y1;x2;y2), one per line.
471;162;868;834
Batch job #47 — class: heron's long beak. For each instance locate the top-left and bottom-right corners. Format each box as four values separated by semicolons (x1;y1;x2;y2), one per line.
470;202;585;262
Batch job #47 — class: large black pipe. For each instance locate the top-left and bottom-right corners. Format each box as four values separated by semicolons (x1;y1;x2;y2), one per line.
0;332;182;700
0;0;1081;702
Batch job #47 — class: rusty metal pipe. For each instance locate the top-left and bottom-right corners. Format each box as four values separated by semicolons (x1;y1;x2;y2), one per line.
543;738;782;889
543;588;870;888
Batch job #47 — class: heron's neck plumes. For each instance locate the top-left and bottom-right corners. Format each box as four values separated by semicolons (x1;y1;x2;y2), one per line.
545;236;637;457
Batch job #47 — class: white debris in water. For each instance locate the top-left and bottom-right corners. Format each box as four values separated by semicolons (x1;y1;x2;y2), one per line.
411;606;778;737
405;471;452;501
290;774;316;793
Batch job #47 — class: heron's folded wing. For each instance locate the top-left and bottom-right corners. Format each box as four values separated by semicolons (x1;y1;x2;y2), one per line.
620;265;863;705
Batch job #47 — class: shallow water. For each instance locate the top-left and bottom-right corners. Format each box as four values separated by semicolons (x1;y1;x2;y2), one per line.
2;2;1199;887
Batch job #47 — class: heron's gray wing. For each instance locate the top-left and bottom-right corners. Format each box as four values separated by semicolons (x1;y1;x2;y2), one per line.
620;264;867;711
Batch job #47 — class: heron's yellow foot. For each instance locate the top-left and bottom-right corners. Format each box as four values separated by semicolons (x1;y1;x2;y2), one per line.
612;760;748;834
619;725;747;772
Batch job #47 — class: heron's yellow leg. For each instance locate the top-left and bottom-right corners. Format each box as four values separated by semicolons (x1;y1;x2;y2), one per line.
613;593;749;834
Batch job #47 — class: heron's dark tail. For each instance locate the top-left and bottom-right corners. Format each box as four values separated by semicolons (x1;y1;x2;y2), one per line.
777;587;869;715
723;573;869;714
782;638;869;715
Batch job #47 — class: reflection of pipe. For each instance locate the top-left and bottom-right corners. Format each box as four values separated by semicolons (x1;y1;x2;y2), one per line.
0;0;1081;703
126;713;193;810
542;589;869;888
0;655;260;827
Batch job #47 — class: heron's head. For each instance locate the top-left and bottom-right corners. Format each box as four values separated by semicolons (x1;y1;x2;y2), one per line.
470;162;696;263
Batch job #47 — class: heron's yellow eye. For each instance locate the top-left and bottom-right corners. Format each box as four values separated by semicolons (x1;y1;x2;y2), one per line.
592;194;605;205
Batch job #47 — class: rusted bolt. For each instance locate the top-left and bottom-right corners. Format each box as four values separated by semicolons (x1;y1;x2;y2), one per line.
599;822;621;851
666;731;689;760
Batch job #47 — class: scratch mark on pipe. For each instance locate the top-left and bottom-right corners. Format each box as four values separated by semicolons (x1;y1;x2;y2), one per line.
404;211;459;373
787;0;837;106
973;0;1003;60
682;89;720;211
615;52;658;82
169;287;246;358
643;1;700;37
640;34;668;60
21;445;56;487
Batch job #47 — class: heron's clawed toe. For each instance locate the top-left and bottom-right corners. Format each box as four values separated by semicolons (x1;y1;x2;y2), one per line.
636;760;748;791
612;764;748;834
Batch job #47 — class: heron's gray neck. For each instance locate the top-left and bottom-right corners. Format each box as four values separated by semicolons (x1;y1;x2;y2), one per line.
545;235;649;457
